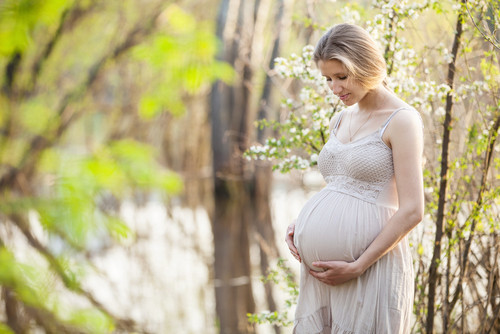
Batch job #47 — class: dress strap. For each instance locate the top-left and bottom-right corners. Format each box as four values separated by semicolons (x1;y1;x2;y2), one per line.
333;110;345;134
380;107;407;135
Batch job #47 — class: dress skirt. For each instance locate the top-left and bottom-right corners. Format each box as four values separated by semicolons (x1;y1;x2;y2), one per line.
293;187;414;334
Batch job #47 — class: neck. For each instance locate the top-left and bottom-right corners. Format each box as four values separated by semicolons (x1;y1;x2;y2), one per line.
357;85;391;113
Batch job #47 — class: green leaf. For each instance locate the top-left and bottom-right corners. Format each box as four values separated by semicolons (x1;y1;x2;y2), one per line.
0;0;71;55
0;323;15;334
164;4;196;34
138;96;160;120
106;216;132;241
160;171;183;194
65;308;115;334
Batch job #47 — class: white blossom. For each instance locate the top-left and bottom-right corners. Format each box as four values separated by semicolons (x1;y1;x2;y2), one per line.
302;45;314;60
340;7;361;24
292;66;302;76
435;107;446;116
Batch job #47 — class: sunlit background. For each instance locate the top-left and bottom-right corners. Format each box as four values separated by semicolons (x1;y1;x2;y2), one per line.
0;0;499;333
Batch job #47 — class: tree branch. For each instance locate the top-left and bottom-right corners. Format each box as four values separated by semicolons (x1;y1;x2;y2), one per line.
448;109;500;314
28;1;99;95
426;2;466;331
465;0;500;50
7;213;137;331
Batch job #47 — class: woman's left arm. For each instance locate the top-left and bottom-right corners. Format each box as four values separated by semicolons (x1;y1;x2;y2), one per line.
310;108;424;285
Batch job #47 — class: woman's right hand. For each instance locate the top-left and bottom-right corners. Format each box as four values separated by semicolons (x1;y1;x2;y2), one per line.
285;221;301;262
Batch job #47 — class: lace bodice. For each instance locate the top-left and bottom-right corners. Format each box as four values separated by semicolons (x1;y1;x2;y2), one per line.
318;108;407;203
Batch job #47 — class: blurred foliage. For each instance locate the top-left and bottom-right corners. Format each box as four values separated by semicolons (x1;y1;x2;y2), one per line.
247;258;298;328
132;4;233;118
0;0;71;55
0;0;232;332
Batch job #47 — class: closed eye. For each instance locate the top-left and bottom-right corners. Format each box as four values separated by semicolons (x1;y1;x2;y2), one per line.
324;76;347;81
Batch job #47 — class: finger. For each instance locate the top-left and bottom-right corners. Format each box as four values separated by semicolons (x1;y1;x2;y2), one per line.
313;261;336;270
309;269;324;279
312;261;328;269
310;271;334;286
285;224;301;262
285;231;298;254
287;243;301;262
286;239;297;253
296;253;301;262
286;241;301;262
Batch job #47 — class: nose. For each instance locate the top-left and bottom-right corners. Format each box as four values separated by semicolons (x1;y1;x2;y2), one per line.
329;80;342;95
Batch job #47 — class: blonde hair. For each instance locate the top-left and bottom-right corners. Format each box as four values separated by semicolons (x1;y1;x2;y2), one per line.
313;23;387;90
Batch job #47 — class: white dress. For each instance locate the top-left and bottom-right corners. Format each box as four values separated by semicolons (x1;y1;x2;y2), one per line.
293;107;415;334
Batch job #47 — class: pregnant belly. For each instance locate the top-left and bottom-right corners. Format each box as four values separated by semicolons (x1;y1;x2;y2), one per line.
294;189;387;271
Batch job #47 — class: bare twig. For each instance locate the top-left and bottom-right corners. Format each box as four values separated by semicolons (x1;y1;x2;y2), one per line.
465;0;500;50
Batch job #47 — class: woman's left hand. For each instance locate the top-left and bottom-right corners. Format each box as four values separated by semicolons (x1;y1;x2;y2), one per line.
309;260;363;286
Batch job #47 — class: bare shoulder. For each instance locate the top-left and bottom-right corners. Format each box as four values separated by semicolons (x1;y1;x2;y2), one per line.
384;107;424;149
389;107;423;133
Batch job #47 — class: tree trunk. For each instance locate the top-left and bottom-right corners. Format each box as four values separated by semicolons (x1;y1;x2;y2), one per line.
210;0;258;332
250;1;290;332
211;179;256;333
3;287;28;334
425;2;465;332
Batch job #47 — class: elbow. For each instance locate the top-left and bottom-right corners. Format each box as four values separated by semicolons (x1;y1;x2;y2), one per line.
411;208;424;225
401;205;424;226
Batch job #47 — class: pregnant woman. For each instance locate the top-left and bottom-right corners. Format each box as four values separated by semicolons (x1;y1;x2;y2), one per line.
285;23;424;333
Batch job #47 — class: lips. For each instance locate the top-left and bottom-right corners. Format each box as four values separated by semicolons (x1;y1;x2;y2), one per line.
338;93;350;101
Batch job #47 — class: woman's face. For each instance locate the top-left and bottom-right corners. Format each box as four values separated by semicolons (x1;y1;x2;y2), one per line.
317;59;368;106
